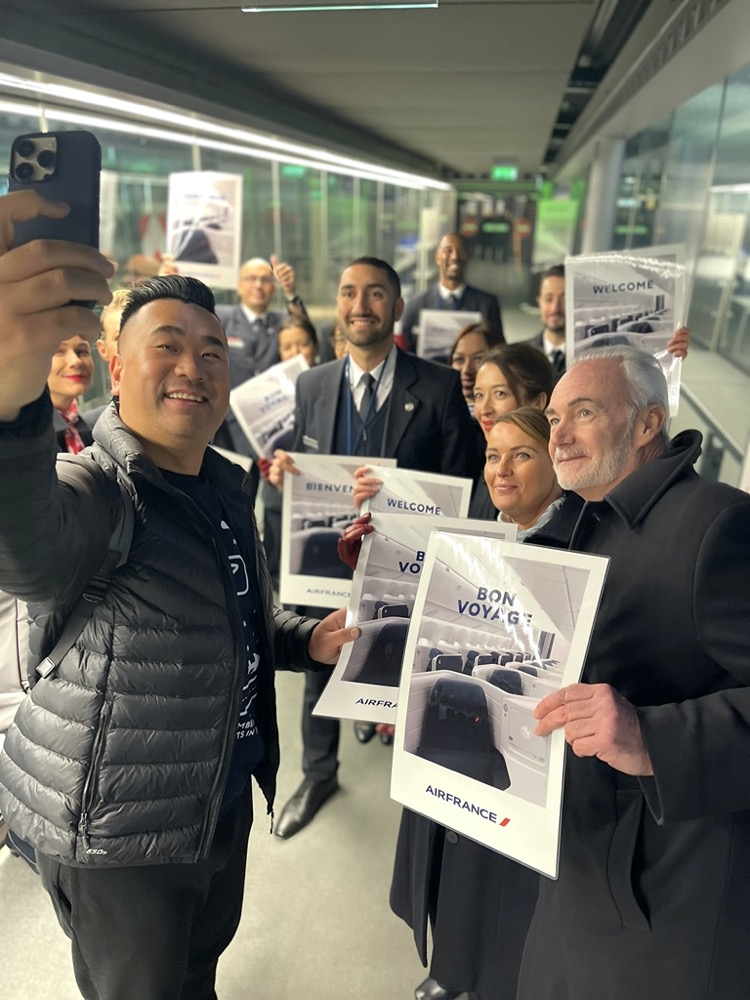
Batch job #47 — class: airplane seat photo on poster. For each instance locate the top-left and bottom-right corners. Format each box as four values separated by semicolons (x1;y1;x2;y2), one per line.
279;454;397;609
392;531;609;878
313;504;515;727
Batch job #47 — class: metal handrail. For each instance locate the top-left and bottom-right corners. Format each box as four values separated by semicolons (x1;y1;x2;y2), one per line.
679;382;744;463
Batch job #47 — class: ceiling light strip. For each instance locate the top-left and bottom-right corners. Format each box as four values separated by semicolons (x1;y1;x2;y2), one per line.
0;71;450;191
2;101;438;190
242;3;437;10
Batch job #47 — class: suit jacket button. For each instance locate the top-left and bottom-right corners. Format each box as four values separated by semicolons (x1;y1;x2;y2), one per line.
446;830;459;845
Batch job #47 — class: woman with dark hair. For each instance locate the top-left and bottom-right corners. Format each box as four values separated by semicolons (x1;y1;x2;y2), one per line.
392;408;583;1000
278;315;319;368
449;321;504;407
468;345;555;520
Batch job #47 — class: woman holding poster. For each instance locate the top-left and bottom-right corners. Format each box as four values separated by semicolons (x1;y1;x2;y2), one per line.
390;409;583;1000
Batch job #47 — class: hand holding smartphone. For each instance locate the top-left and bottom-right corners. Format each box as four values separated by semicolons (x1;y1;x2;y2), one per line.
0;130;112;422
9;130;101;250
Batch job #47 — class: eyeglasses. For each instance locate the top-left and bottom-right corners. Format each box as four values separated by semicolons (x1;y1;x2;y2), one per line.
241;275;275;286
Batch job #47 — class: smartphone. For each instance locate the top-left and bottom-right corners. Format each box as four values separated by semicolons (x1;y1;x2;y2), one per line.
8;130;101;249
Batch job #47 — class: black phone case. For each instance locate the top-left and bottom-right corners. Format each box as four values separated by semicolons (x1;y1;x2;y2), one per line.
9;130;101;249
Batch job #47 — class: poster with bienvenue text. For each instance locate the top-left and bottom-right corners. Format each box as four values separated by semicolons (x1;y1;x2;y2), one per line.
280;454;396;609
391;531;608;878
416;309;481;364
167;171;242;289
230;355;308;460
565;244;686;415
313;513;516;725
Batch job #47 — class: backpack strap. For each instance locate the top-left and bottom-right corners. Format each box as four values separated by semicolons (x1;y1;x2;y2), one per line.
36;455;134;680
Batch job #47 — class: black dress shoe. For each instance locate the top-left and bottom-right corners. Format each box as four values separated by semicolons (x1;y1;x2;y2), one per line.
274;776;339;839
414;976;462;1000
353;721;376;743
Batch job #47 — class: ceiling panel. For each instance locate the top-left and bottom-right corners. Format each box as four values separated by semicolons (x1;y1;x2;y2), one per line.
2;0;598;176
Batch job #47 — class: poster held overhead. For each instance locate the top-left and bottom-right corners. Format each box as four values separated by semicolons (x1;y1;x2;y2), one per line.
565;244;686;414
391;531;608;878
167;171;242;289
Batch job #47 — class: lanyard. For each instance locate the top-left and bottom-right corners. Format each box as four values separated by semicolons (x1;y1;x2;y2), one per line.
345;354;388;456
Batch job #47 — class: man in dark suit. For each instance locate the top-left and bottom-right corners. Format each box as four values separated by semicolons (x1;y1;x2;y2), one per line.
214;255;308;454
400;233;504;351
269;256;477;839
523;263;568;378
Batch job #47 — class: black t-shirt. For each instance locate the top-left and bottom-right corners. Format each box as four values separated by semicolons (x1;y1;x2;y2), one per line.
161;470;265;811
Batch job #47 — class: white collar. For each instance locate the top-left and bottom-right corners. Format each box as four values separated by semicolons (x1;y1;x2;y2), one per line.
347;343;397;388
438;282;466;302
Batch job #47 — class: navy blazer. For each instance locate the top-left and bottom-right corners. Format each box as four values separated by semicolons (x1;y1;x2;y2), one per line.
216;305;285;386
401;283;504;350
291;348;477;479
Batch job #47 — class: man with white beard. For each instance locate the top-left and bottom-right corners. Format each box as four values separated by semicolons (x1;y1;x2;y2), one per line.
513;346;750;1000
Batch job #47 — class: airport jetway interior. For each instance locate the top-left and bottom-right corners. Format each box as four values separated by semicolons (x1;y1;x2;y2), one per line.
1;0;750;997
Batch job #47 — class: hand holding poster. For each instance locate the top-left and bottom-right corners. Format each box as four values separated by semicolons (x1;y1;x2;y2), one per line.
279;454;396;608
416;309;481;364
391;531;608;877
362;466;473;520
229;355;308;460
565;244;686;414
313;513;517;725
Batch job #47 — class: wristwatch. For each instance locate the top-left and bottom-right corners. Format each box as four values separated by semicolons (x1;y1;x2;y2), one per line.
286;294;303;307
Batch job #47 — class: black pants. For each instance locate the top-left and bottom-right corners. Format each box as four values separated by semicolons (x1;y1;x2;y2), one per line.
38;787;254;1000
302;664;339;781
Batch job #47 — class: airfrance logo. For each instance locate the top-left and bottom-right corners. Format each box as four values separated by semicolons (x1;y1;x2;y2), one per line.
426;784;510;828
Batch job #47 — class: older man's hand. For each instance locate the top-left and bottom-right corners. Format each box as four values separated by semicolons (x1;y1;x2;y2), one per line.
534;682;653;776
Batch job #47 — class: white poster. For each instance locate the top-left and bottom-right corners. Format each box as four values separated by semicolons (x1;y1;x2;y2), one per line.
565;244;686;415
313;513;517;725
416;309;481;365
362;466;473;520
167;171;242;289
280;454;396;609
391;532;608;878
230;355;308;460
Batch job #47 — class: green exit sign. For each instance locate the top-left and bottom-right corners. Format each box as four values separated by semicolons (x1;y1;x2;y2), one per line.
491;164;519;182
281;164;308;178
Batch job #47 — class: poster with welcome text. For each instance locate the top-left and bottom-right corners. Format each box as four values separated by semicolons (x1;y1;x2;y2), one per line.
280;454;396;609
362;466;473;520
565;244;686;415
313;513;516;725
391;531;608;877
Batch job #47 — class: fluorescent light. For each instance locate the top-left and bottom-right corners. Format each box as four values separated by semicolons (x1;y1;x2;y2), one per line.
0;71;450;190
0;99;446;190
242;2;436;10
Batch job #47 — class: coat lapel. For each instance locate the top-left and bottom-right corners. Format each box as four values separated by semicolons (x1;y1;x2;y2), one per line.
309;359;346;454
383;351;420;458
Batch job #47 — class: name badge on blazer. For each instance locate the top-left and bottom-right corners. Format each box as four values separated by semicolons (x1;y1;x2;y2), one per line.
227;336;244;350
302;435;319;451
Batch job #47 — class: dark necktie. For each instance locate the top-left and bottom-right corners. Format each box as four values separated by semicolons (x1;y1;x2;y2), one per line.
447;293;459;310
550;349;565;374
359;373;376;423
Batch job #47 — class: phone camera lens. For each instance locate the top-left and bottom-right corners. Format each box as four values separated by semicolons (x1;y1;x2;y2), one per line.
37;150;56;169
14;162;34;181
16;139;35;158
